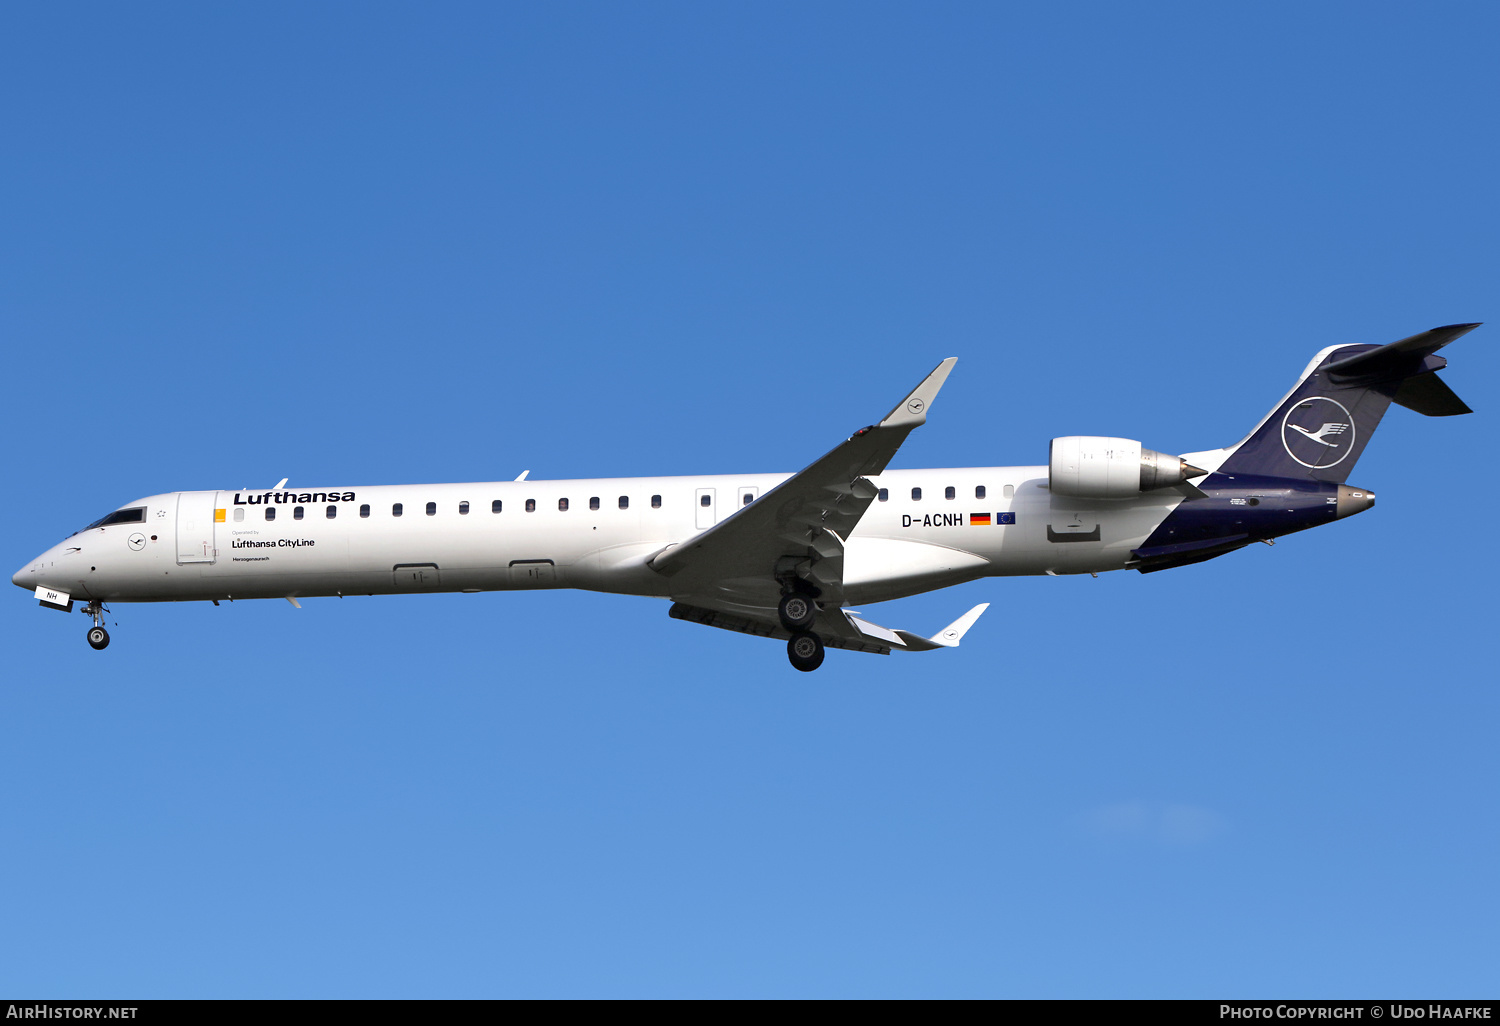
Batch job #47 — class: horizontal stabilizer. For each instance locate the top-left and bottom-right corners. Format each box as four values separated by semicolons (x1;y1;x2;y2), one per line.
1325;322;1481;379
1392;371;1472;417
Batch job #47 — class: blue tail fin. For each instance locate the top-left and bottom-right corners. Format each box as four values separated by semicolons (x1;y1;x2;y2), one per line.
1215;323;1479;484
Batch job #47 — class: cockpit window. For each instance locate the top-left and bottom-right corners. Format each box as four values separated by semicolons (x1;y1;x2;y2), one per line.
81;507;147;531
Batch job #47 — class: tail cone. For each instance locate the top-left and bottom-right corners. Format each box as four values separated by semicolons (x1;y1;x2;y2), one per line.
1335;484;1376;519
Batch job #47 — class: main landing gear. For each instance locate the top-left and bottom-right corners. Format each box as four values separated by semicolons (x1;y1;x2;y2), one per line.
787;631;825;673
83;601;110;650
777;591;817;632
779;583;824;671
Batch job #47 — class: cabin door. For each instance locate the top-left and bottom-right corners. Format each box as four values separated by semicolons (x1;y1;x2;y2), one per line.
176;491;219;565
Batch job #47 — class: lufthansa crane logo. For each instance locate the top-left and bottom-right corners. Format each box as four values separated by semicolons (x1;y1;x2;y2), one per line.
1281;396;1355;469
907;398;925;415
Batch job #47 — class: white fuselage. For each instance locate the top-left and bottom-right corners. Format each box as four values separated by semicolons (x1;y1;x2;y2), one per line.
16;468;1188;609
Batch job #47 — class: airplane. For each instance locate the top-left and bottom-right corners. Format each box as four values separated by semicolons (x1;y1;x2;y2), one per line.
12;323;1479;672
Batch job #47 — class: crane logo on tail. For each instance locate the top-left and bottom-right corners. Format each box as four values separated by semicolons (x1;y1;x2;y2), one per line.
1287;422;1348;446
1281;397;1355;468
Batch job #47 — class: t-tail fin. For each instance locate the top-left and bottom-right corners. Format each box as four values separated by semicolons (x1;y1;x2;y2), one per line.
1211;323;1480;484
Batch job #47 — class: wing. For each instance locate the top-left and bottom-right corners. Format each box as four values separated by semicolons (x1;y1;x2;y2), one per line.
670;600;990;656
649;358;957;605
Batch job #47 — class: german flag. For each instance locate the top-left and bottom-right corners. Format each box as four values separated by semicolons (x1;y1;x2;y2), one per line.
969;512;992;526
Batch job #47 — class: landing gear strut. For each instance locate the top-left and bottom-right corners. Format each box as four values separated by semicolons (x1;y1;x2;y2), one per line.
83;601;110;650
787;631;824;672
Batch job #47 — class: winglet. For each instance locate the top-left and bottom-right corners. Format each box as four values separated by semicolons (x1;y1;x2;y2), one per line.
878;358;958;429
844;601;990;652
892;602;989;651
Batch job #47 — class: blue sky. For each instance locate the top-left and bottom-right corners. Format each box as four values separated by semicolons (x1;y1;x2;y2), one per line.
2;1;1496;998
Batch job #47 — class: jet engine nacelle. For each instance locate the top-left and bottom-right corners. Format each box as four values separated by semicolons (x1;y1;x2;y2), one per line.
1049;436;1203;498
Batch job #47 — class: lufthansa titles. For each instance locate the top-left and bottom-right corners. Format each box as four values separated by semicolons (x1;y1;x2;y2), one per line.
234;491;355;505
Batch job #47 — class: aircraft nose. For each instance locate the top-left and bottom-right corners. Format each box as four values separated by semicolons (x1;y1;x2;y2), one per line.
13;561;35;589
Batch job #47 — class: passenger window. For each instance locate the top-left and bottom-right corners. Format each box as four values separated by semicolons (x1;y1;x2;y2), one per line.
326;505;337;519
525;499;536;512
265;507;276;522
492;499;502;513
976;485;986;500
651;494;661;508
911;487;922;501
393;503;403;517
1003;484;1014;499
945;486;956;500
742;493;753;505
233;508;244;522
589;497;600;511
360;504;370;518
878;488;889;502
459;501;469;515
426;502;436;516
700;494;711;507
620;496;630;510
294;506;305;520
558;498;569;511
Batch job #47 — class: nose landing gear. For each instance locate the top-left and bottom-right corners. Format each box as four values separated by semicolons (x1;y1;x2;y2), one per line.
83;601;110;650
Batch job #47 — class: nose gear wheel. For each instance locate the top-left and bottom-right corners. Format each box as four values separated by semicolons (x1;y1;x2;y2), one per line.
82;601;112;650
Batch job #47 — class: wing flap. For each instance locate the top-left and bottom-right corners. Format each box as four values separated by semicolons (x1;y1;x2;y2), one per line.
845;613;903;647
669;602;892;655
